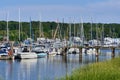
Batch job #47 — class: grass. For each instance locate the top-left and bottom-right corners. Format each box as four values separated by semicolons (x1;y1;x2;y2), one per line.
59;57;120;80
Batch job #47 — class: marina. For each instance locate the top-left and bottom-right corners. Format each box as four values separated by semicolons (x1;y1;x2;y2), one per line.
0;38;120;60
0;0;119;80
0;19;120;79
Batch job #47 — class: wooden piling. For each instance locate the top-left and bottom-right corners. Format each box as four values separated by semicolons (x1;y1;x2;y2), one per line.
10;41;14;60
79;47;82;62
111;47;115;58
95;46;99;57
62;47;68;56
79;47;82;56
95;56;99;62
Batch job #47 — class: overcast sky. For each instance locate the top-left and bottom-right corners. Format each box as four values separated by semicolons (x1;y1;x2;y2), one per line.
0;0;119;23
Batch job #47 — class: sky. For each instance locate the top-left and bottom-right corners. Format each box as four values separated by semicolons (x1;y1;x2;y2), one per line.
0;0;120;23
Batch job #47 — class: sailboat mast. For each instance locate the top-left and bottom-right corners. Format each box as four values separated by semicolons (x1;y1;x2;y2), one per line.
74;20;76;37
101;24;104;45
80;18;84;46
39;14;44;37
69;18;71;44
39;15;41;37
96;23;98;45
6;12;9;42
53;20;59;39
19;8;21;41
59;18;64;40
30;17;32;39
90;18;93;40
69;18;71;38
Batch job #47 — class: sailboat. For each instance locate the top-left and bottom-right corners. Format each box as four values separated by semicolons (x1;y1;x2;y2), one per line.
0;44;13;60
0;12;14;60
67;19;80;54
14;17;38;59
48;20;63;56
14;46;37;59
32;44;47;58
34;15;48;58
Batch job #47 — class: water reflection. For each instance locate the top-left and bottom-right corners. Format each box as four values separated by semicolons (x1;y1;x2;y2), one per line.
0;49;120;80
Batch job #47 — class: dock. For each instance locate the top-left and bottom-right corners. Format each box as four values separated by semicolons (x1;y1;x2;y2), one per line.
61;45;119;58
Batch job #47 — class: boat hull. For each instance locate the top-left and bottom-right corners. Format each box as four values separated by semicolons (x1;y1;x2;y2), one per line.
48;52;57;56
14;52;37;59
37;53;47;58
0;55;13;60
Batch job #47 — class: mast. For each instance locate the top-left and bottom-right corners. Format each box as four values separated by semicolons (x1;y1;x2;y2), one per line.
101;24;104;45
80;18;84;46
39;15;41;37
53;20;59;39
60;18;64;40
69;18;71;43
19;8;21;41
73;20;75;37
6;12;9;42
21;22;23;41
39;14;44;37
90;18;93;40
30;17;32;39
67;18;72;47
96;23;98;45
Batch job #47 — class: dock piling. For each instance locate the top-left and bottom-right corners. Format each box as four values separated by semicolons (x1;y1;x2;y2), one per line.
111;47;115;58
95;46;99;57
79;47;82;62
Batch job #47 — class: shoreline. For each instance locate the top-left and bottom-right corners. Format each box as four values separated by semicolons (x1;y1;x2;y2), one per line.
60;57;120;80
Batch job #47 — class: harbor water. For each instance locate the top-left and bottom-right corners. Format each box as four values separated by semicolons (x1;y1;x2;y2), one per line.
0;49;120;80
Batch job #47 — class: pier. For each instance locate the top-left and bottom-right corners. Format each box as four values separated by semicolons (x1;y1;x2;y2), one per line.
62;45;117;58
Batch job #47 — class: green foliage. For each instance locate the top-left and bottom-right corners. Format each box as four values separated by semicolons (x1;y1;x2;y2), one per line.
60;57;120;80
0;20;120;41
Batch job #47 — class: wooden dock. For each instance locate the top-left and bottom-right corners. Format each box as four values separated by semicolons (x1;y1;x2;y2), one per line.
62;45;119;58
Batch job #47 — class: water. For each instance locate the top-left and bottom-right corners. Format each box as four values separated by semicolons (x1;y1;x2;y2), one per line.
0;49;120;80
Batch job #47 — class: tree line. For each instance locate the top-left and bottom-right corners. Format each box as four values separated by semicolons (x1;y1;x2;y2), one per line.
0;21;120;41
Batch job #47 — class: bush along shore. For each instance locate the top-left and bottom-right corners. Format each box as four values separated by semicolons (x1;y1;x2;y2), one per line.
60;57;120;80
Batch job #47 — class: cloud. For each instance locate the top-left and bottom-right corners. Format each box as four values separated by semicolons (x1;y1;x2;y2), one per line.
0;0;120;23
0;5;84;22
76;0;120;23
86;0;120;14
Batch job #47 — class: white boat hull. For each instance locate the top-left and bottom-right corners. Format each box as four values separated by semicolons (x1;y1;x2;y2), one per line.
48;52;57;56
14;52;37;59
